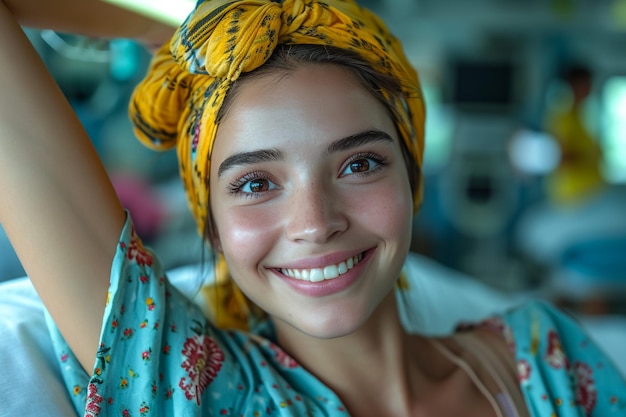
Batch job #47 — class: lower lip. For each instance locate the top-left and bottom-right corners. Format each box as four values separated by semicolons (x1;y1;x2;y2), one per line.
274;248;375;297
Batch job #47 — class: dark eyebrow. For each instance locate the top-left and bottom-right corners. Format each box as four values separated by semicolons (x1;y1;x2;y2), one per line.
217;148;282;178
216;130;392;177
326;130;394;154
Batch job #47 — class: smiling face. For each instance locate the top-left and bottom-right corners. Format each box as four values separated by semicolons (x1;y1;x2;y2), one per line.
209;63;414;339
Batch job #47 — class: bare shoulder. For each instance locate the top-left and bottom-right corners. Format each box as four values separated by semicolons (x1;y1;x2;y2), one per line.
414;334;501;417
460;327;530;417
473;325;516;357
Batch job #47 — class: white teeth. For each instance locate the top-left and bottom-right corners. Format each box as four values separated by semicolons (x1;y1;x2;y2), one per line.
280;253;364;282
323;265;339;279
310;269;324;282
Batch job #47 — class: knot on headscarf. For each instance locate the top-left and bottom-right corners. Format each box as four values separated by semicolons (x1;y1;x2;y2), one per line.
130;0;425;240
172;0;284;80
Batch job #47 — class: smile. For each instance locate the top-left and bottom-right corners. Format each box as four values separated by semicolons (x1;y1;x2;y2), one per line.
279;252;365;282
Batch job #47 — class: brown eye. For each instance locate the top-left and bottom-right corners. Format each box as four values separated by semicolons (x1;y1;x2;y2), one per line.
349;159;370;173
340;154;386;177
248;179;270;193
228;171;278;196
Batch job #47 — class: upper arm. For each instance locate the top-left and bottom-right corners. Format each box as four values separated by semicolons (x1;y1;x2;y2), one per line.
0;1;127;370
4;0;176;45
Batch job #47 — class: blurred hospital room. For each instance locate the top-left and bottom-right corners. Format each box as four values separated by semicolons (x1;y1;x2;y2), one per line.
1;0;626;367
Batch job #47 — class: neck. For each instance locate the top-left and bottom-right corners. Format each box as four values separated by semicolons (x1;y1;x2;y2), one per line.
271;292;444;416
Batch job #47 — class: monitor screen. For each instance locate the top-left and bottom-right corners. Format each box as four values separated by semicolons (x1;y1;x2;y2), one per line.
449;60;515;108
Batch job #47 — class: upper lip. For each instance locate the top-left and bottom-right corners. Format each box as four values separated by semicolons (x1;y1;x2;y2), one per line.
268;248;371;270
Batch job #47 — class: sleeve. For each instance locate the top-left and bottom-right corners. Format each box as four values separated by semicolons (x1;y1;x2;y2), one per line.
500;300;626;417
44;214;248;416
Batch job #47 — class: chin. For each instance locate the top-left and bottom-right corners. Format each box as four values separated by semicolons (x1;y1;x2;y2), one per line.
276;301;378;340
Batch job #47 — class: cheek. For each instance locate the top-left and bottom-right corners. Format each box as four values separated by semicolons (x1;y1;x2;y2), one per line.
349;179;413;240
213;205;281;266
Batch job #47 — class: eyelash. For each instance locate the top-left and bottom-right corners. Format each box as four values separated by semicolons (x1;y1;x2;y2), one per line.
227;171;275;198
341;152;388;177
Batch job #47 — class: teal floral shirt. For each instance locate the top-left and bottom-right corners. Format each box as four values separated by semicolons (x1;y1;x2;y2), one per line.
47;215;626;416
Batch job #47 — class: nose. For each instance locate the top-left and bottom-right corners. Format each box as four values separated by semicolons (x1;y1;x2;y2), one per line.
285;180;348;244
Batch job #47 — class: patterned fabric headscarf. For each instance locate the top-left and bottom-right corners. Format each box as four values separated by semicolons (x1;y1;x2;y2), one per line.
129;0;425;329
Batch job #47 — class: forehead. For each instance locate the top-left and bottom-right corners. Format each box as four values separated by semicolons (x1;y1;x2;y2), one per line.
212;64;397;158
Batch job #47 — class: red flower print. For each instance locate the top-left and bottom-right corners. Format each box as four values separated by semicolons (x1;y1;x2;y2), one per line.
133;249;153;267
139;401;150;416
84;383;104;417
517;359;531;384
573;361;597;414
146;297;156;311
545;331;569;369
179;333;225;405
126;227;153;267
269;343;299;369
142;348;152;361
123;328;134;340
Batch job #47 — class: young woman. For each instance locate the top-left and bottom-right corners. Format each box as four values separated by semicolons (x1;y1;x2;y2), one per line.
1;0;624;416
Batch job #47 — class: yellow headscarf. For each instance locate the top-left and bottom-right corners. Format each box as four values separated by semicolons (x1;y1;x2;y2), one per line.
129;0;425;329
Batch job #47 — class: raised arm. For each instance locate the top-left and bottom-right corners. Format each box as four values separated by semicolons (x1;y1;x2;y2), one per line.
6;0;175;45
0;0;174;371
